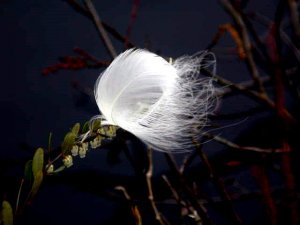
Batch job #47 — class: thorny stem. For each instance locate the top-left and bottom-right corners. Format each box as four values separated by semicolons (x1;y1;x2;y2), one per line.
84;0;117;59
194;141;242;225
146;148;169;225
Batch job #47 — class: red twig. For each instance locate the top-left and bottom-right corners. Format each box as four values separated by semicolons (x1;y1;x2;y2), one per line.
251;164;277;225
42;48;110;76
125;0;140;48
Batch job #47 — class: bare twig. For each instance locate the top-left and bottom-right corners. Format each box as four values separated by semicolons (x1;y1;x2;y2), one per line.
251;165;278;225
164;153;214;225
203;133;288;153
180;151;198;173
115;186;143;225
146;148;169;225
125;0;140;48
115;186;132;200
219;0;266;94
162;175;202;225
287;0;300;43
84;0;118;59
65;0;135;47
194;140;242;225
203;68;296;122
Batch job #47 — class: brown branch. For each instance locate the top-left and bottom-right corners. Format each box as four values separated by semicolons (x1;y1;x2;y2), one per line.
251;165;278;225
65;0;135;47
203;68;296;122
146;148;169;225
287;0;300;43
162;175;202;225
180;151;198;174
273;3;299;223
164;153;214;225
84;0;117;59
247;12;300;104
203;133;288;153
125;0;140;48
115;186;143;225
193;141;242;225
219;0;266;94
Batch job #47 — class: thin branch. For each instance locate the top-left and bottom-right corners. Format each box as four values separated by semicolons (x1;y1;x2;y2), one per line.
146;148;169;225
203;69;296;122
115;186;143;225
180;151;198;173
164;153;214;225
65;0;134;47
194;140;242;225
84;0;117;59
219;0;266;94
287;0;300;43
202;133;288;153
115;186;131;200
162;175;202;225
251;164;278;225
125;0;140;48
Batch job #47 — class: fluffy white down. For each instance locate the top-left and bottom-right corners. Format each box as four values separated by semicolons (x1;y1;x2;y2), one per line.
94;48;217;153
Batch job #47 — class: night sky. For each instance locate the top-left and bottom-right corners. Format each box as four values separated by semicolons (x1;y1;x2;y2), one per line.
0;1;285;225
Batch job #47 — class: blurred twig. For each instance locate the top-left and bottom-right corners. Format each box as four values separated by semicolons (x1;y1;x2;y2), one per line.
162;175;202;225
115;186;143;225
219;0;266;94
203;68;296;122
203;133;288;153
84;0;117;59
164;153;214;225
65;0;135;47
251;164;278;225
125;0;140;48
287;0;300;44
194;140;242;225
146;148;169;225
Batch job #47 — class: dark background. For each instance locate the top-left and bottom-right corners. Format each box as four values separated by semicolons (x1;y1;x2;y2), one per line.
0;1;284;225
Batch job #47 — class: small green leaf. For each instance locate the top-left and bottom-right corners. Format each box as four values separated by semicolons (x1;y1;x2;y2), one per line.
32;148;44;179
82;121;89;133
1;201;13;225
24;160;33;183
61;132;77;154
71;123;80;135
29;171;43;200
91;119;101;132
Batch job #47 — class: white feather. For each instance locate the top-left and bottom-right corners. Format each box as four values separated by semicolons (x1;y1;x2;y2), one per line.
94;48;217;153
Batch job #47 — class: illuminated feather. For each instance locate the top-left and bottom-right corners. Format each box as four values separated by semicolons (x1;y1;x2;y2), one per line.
94;48;217;153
